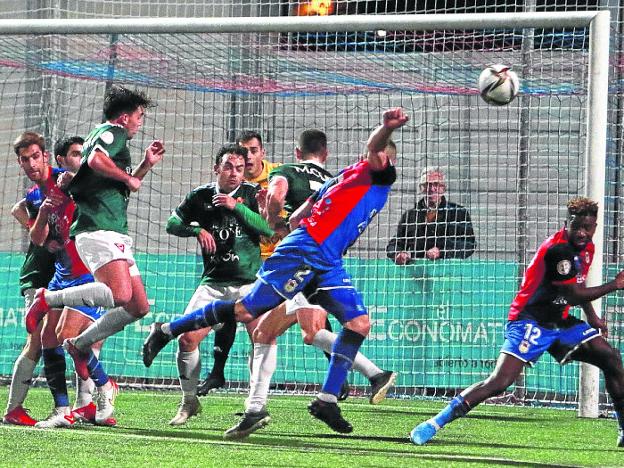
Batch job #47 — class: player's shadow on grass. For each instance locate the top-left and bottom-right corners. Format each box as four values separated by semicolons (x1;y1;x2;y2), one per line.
439;438;616;454
345;406;544;423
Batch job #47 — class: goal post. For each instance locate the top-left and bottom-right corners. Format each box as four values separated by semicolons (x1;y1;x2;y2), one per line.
0;11;611;415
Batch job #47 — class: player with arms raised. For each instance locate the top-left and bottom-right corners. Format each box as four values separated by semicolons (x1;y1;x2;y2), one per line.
144;107;408;433
224;130;397;439
410;197;624;447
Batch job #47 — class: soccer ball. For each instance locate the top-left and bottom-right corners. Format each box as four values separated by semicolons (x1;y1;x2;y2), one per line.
478;64;520;106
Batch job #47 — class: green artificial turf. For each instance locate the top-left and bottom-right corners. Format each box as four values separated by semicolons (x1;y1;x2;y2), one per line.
0;387;621;467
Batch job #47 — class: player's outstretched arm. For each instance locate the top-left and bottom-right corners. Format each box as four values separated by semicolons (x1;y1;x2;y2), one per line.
133;140;165;181
166;213;201;238
366;107;409;171
11;198;29;230
559;270;624;306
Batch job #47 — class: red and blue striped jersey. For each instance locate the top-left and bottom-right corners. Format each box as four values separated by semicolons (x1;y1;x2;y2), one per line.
508;227;594;324
301;160;396;259
37;169;90;280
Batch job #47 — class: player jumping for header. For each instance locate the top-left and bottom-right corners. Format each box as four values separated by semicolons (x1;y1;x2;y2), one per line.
143;107;409;433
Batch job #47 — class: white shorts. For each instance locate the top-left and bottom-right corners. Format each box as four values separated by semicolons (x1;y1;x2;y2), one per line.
75;230;140;277
184;282;253;331
285;292;324;316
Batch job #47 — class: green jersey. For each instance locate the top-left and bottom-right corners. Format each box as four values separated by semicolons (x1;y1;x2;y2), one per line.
172;182;264;286
68;123;132;236
20;243;55;295
268;161;333;217
21;177;55;295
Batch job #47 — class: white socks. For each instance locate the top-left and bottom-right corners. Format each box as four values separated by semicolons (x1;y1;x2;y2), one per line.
6;354;37;412
74;308;136;351
246;343;277;413
177;349;200;399
312;329;382;379
45;282;115;308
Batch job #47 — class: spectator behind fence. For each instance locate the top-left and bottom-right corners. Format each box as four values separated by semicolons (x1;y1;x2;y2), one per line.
386;167;475;264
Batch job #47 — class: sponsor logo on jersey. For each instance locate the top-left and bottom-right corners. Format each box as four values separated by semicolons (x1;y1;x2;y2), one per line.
100;131;114;145
585;251;591;263
114;243;125;252
583;328;596;335
294;164;331;181
553;296;568;305
557;259;571;275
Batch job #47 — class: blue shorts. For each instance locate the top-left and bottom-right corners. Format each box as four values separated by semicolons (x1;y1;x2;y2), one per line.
241;230;367;323
501;317;600;365
48;273;104;321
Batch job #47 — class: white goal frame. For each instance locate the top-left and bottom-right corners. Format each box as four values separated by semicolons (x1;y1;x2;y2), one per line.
0;11;610;417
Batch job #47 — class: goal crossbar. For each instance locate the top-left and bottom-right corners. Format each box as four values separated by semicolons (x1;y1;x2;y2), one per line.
0;12;606;35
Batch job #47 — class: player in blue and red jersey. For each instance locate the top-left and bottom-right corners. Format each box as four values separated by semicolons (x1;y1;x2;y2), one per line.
411;197;624;447
3;132;56;426
29;137;117;428
143;107;409;433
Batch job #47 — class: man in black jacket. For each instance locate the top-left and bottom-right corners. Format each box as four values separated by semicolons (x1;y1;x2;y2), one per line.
387;167;475;264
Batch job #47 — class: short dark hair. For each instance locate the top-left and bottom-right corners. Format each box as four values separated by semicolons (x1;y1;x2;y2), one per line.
54;136;84;158
567;197;598;218
298;129;327;157
215;144;248;166
237;130;263;147
13;131;45;155
103;86;154;120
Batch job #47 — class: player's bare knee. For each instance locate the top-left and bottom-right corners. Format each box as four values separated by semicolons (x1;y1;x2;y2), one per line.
346;318;371;337
234;302;254;323
56;327;71;344
178;333;200;352
252;327;275;345
301;328;317;345
111;288;133;307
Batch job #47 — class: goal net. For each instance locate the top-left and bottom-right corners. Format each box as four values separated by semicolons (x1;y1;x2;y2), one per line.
0;10;614;413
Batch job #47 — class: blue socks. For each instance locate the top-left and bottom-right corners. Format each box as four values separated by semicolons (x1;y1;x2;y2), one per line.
169;300;235;337
42;346;69;407
321;328;366;396
433;395;471;428
86;351;109;387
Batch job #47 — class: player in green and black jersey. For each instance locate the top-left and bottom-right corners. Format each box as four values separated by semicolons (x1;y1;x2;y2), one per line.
165;144;274;426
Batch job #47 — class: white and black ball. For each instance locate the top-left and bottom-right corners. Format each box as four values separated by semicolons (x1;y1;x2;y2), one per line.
478;64;520;106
